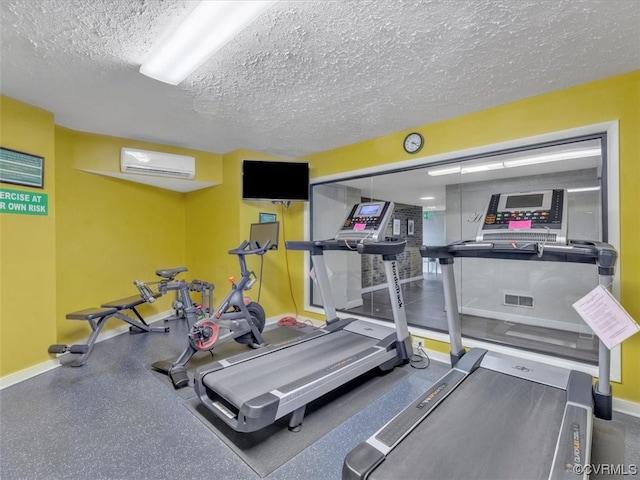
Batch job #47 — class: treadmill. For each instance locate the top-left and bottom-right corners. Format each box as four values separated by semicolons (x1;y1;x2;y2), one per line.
343;189;617;480
193;201;413;433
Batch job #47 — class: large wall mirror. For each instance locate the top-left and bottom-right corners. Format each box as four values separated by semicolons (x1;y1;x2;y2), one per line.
310;133;613;366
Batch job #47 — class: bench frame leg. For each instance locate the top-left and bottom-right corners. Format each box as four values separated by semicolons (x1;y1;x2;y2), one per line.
113;311;169;334
69;316;106;367
66;312;168;366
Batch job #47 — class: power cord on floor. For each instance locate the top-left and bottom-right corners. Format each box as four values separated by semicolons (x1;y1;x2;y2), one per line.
277;316;321;329
410;342;431;369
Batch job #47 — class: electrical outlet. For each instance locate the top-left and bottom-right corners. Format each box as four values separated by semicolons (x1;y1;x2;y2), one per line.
411;336;425;356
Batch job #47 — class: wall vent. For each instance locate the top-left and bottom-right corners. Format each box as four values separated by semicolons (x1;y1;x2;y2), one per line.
504;294;534;308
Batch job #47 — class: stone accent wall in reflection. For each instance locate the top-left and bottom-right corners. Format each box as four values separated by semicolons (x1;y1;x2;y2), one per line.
361;202;423;288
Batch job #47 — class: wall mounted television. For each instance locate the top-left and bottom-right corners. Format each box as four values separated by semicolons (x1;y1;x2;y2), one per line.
242;160;310;202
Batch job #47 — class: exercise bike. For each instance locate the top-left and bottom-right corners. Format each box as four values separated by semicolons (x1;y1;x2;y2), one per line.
135;239;270;389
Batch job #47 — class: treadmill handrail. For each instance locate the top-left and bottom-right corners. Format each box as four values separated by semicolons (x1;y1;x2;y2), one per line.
420;239;616;272
286;237;406;256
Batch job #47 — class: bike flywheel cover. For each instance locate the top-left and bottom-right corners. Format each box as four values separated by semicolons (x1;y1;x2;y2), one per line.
190;320;219;351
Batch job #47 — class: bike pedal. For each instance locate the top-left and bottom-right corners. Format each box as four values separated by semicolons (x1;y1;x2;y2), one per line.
69;344;89;354
48;344;68;354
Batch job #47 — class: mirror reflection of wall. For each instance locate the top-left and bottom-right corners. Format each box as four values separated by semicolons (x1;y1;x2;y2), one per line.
310;136;607;364
448;168;601;339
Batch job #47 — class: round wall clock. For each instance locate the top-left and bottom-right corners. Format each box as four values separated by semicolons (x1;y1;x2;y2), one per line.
403;132;424;154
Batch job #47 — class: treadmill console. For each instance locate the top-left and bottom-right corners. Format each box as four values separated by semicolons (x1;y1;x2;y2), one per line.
476;189;568;244
335;201;394;242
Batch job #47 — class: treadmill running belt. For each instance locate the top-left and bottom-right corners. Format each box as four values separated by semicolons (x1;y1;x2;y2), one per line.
201;330;380;406
370;368;567;480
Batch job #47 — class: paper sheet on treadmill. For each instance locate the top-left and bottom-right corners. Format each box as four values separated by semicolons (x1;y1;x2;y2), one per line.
572;285;640;350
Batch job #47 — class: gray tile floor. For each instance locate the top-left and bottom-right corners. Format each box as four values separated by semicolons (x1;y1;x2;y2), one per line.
1;314;638;480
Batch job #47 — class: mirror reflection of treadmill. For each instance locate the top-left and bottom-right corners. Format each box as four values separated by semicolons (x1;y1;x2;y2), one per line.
250;221;280;250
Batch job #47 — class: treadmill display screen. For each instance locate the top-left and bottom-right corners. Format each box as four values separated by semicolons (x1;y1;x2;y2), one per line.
358;204;380;216
505;193;544;209
335;201;394;242
476;189;567;244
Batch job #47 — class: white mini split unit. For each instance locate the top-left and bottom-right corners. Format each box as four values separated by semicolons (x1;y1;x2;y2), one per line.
120;148;195;179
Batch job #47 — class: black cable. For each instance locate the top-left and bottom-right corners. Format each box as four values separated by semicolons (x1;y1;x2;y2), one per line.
257;253;264;303
409;344;431;369
282;202;300;318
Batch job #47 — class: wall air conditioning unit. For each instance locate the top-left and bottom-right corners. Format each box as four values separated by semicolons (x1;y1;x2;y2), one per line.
120;148;195;179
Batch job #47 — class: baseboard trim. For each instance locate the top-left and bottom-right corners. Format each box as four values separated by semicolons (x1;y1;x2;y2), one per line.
1;311;314;390
362;275;424;294
4;313;640;420
0;309;172;391
613;397;640;418
0;359;62;390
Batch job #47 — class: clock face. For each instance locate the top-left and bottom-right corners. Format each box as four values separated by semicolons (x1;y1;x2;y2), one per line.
404;132;423;154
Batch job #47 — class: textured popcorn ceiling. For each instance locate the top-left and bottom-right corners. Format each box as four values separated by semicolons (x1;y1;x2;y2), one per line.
1;0;639;159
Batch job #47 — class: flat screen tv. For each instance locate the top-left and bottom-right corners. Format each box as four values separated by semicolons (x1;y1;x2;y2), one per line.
242;160;310;202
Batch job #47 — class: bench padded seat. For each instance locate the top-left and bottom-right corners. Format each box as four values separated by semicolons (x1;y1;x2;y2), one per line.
66;307;117;321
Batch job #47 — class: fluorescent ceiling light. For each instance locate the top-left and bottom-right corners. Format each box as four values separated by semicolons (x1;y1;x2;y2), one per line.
460;162;504;174
427;163;504;176
503;148;601;168
140;1;276;85
427;165;461;176
567;186;601;193
420;196;435;200
427;146;601;176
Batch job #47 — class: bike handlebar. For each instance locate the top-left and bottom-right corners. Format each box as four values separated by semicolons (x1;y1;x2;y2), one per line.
228;239;271;256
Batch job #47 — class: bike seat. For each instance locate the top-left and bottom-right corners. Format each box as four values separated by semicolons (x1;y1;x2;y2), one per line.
155;267;188;280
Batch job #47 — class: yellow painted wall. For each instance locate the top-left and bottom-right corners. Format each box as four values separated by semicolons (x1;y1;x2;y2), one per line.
184;150;306;320
0;96;57;375
300;71;640;403
2;71;638;407
0;96;227;376
53;128;197;346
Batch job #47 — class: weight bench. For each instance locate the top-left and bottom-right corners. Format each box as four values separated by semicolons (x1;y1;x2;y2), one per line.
48;293;168;367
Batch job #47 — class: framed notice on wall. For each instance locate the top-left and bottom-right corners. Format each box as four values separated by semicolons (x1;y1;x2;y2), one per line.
393;218;401;236
0;147;45;188
259;212;277;223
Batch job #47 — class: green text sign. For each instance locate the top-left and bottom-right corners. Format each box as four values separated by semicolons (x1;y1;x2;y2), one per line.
0;187;48;216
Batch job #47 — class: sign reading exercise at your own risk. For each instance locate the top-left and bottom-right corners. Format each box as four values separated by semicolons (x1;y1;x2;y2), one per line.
572;285;640;350
0;187;48;216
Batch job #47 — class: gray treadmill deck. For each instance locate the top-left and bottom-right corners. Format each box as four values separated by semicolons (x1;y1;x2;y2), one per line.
202;330;383;406
370;367;567;480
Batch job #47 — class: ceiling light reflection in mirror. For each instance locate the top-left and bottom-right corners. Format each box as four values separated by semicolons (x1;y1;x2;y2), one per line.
333;139;602;210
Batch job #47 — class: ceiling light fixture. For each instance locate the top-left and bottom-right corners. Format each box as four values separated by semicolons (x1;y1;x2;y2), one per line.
420;196;435;200
566;186;601;193
460;162;504;174
427;146;601;176
426;165;462;177
140;0;276;85
502;147;601;168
